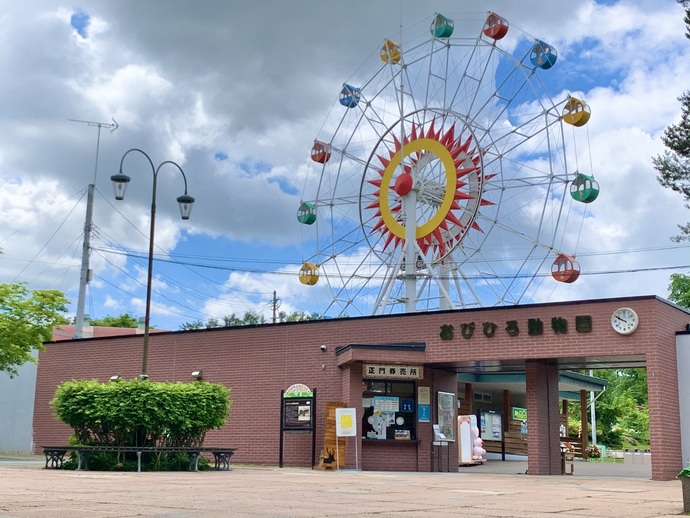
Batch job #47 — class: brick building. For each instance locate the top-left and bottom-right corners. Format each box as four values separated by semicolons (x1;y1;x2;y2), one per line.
33;295;690;480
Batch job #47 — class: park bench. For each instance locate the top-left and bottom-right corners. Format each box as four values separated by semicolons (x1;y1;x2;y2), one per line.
41;445;236;472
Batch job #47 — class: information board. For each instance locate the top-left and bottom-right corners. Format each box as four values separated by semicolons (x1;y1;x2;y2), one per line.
282;398;313;430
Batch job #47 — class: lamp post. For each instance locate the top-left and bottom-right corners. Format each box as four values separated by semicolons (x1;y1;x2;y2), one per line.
111;148;195;380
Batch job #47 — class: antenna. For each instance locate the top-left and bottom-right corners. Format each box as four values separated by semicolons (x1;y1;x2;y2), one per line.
69;117;119;338
69;118;118;184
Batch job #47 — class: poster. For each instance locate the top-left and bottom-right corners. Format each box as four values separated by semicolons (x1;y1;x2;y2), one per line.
418;404;431;422
437;391;455;442
335;408;357;437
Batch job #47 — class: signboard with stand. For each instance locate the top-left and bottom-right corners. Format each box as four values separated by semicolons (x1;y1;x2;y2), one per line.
335;407;359;470
279;384;316;468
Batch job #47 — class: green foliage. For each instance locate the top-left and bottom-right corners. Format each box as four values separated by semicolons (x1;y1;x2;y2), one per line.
51;379;231;449
179;310;323;330
87;313;139;328
0;282;69;377
282;311;322;322
679;466;690;478
652;4;690;241
669;273;690;309
567;369;648;449
180;310;266;330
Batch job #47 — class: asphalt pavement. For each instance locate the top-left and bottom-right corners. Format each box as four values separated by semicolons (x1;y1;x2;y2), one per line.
0;454;684;518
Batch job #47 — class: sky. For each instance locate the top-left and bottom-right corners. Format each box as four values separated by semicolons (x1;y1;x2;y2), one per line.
0;0;689;332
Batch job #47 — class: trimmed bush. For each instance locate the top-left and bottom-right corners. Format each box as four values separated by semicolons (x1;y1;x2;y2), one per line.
51;379;231;449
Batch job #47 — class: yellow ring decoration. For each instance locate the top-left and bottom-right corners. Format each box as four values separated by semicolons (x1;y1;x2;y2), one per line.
379;138;457;240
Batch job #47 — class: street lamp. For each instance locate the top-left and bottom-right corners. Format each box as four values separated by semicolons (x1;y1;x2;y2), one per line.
111;148;195;380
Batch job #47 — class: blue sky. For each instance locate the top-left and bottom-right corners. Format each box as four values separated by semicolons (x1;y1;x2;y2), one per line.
0;0;688;332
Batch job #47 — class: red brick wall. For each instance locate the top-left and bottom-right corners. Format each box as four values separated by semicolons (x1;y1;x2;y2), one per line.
526;361;561;475
33;296;690;479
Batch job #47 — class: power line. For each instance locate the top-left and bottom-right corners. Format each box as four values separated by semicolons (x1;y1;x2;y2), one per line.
90;245;690;280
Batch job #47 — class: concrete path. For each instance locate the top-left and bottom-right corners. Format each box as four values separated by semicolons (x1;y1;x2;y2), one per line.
0;456;684;517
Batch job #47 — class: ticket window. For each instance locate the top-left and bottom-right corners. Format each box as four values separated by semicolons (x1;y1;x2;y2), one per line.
361;380;416;440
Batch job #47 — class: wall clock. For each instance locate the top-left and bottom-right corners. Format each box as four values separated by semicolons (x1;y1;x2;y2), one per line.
611;307;639;335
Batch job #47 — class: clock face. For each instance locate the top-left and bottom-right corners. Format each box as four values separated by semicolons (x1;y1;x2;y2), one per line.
611;308;639;335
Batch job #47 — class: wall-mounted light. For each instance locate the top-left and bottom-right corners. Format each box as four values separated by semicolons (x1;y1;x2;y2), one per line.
191;370;203;380
109;375;121;382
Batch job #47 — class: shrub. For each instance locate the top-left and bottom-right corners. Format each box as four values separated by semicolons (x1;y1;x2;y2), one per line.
51;379;231;456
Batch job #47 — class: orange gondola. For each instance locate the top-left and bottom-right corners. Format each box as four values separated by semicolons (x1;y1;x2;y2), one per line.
551;253;580;283
311;141;331;164
299;262;319;285
483;12;509;40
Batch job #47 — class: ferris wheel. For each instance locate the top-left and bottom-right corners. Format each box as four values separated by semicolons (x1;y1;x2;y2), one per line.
298;12;598;317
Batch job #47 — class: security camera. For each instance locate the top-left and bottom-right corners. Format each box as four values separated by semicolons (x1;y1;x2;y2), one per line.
320;344;327;352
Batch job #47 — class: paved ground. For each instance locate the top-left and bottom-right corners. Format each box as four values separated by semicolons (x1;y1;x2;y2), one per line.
0;455;685;517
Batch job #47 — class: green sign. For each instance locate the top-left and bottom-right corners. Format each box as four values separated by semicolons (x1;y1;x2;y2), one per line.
512;407;527;421
284;383;313;398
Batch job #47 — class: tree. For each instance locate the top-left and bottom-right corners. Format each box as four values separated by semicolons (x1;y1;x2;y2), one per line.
0;282;69;377
568;368;649;449
669;273;690;309
652;1;690;241
282;311;321;322
87;313;139;328
179;311;266;330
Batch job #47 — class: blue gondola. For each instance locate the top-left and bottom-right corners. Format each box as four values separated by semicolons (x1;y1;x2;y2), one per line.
530;40;557;70
339;84;361;108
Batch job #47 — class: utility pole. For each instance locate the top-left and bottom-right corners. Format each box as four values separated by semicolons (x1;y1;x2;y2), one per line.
70;118;118;338
272;291;281;323
589;369;597;446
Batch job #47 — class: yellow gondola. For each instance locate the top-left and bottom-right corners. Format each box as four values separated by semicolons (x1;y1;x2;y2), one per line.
299;262;319;285
381;39;401;64
562;97;591;127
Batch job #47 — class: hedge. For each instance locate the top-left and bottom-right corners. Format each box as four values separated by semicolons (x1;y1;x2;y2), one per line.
51;379;231;448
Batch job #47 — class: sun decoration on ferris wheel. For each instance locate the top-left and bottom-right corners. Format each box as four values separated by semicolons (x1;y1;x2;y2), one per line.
364;119;495;261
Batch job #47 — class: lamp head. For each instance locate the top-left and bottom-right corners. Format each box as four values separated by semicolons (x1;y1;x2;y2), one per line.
176;194;195;220
110;172;131;201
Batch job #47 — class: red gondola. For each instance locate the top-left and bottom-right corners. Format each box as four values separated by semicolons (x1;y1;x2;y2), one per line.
311;141;331;164
551;253;580;283
483;12;509;40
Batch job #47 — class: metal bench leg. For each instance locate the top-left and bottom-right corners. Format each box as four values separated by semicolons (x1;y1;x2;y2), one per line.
76;451;90;471
212;452;233;471
186;452;200;472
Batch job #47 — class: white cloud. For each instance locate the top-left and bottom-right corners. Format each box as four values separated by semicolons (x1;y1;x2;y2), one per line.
0;0;688;329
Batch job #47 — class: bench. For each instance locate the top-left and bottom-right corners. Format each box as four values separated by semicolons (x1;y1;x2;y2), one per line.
41;445;236;472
